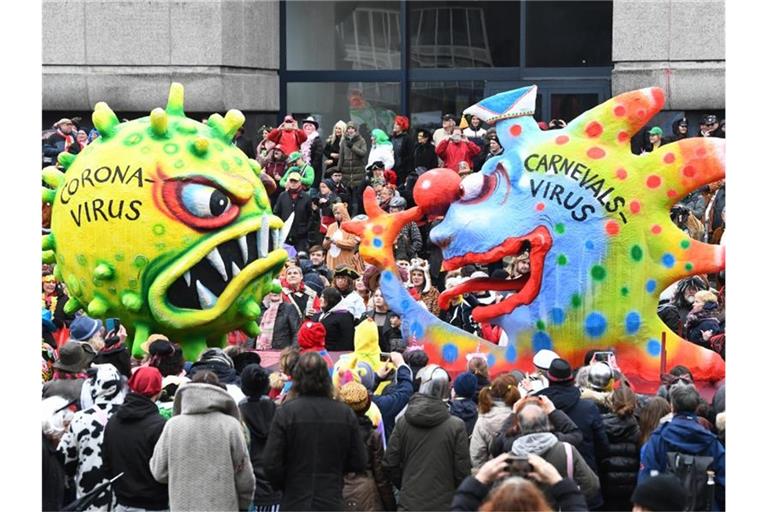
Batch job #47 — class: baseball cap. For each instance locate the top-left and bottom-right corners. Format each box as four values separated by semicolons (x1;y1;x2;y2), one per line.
648;126;663;136
287;171;302;182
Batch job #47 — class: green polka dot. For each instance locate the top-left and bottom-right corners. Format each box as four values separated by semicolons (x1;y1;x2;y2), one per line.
153;224;166;236
108;287;117;295
213;142;224;152
114;253;124;262
591;265;607;281
681;239;691;249
571;294;582;308
557;254;568;266
630;245;643;262
234;157;243;166
621;286;629;297
220;160;230;171
174;159;185;168
134;255;148;268
163;143;179;155
141;145;152;154
77;254;87;266
155;243;166;250
124;133;143;146
536;320;546;331
555;223;565;234
685;262;694;271
128;279;138;290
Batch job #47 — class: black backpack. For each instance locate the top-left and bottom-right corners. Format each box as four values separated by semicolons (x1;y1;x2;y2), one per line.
665;451;716;511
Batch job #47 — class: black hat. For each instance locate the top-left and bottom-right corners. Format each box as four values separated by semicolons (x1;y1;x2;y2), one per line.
442;114;457;122
546;358;574;383
53;342;96;373
233;352;262;375
240;363;270;397
366;161;385;171
631;474;687;511
334;265;360;280
678;117;688;128
703;114;718;125
301;116;319;129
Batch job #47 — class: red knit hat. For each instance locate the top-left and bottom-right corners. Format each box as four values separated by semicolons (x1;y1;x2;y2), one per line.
394;115;410;131
297;321;327;351
128;366;163;397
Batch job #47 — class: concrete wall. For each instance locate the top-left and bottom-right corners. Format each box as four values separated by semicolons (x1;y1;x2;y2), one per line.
612;0;725;109
42;0;280;113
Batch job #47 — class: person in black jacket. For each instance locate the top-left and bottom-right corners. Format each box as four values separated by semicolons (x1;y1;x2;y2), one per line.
273;173;313;253
239;364;282;510
315;287;356;351
263;352;368;510
413;128;439;170
599;386;640;511
391;116;414;186
102;366;169;511
42;396;75;512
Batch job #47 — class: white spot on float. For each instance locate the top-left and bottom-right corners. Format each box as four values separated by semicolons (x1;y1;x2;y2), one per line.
421;179;432;189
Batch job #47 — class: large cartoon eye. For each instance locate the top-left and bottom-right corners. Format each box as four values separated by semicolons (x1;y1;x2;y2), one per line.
162;178;241;230
181;183;232;218
460;173;485;201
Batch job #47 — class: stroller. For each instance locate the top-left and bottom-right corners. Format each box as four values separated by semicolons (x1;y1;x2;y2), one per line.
62;473;123;512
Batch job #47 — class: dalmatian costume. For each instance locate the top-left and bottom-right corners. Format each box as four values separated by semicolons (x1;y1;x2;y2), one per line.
58;363;126;511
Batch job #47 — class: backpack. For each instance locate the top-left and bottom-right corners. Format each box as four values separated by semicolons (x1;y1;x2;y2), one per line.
665;451;716;511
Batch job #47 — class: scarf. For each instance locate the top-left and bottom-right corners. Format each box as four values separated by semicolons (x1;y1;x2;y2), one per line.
685;303;719;327
511;432;559;456
257;301;281;349
58;129;75;151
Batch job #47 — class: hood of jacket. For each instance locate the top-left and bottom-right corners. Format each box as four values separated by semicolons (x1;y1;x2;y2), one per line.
115;392;161;421
449;398;477;422
511;432;559;456
240;396;276;441
353;318;381;358
82;363;126;409
602;413;639;440
173;382;240;418
371;128;392;146
405;393;450;428
581;388;611;407
538;383;580;412
189;360;240;385
480;403;513;427
658;414;720;453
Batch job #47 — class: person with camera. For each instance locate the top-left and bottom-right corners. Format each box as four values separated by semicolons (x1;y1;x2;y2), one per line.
265;115;307;155
436;127;482;173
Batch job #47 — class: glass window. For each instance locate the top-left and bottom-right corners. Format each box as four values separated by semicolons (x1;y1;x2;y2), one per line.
286;82;401;137
410;81;487;130
550;93;599;123
286;1;402;70
409;1;520;68
525;1;612;67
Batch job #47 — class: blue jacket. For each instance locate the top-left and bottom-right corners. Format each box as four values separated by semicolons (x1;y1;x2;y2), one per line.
638;414;725;508
373;365;414;439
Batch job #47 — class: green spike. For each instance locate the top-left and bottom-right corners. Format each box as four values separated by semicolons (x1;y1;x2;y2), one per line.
271;280;283;294
87;296;109;317
63;297;83;315
42;167;65;188
57;152;76;169
42;234;55;251
149;108;169;136
243;321;261;337
65;275;81;296
42;188;57;204
42;250;56;264
94;262;115;280
207;113;226;140
177;120;198;135
131;322;151;358
191;137;209;156
222;109;245;140
239;298;261;319
92;102;120;139
248;158;263;175
120;291;143;312
166;82;185;116
53;264;63;282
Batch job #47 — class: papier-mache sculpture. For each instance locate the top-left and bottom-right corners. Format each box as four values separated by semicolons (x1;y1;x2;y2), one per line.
42;83;292;360
344;86;725;389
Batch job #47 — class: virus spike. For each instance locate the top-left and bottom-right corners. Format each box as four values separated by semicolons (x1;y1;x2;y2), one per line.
87;296;110;317
93;262;115;280
681;239;725;276
248;159;263;176
42;250;56;264
42;167;65;189
63;297;83;315
165;82;185;116
92;102;120;139
65;275;81;296
42;234;55;251
191;137;209;156
120;291;143;312
149;107;169;137
177;120;198;134
207;113;227;140
57;152;76;169
569;87;665;142
222;109;246;141
239;298;262;319
243;321;261;337
42;188;57;205
53;264;63;282
131;322;151;358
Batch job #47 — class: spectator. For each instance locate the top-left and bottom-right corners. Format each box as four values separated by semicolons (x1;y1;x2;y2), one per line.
150;372;255;512
239;364;282;511
338;122;368;197
187;348;245;403
316;287;356;351
449;372;479;436
256;125;275;157
579;362;614;414
300;116;324;189
102;366;169;512
364;160;398;188
413;129;439;171
323;202;363;274
234;126;256;158
325;167;351;204
390;197;423;261
598;386;641;511
339;381;397;511
467;356;491;403
266;115;307;155
367;288;397;352
258;291;301;350
440;276;479;335
281;264;319;319
58;364;127;511
684;289;723;350
669;117;689;142
470;374;520;468
43;118;77;163
391;115;414;185
297;320;334;368
630;474;687;512
483;134;504;164
264;352;368;510
273;170;313;253
300;244;332;281
93;323;132;378
668;276;710;337
643;126;664;153
73;130;89;151
42;271;73;333
698;114;724;138
312;182;339;240
433;113;457;146
378;183;395;211
42;396;75;512
258;144;289;192
436;127;482;173
463;114;486;142
146;337;185;378
324;120;347;170
279;152;315;190
69;315;106;351
42;341;96;402
383;365;471;511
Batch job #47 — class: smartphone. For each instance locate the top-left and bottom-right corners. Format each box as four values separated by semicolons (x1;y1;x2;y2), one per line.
591;351;613;363
105;318;120;333
379;352;391;362
506;456;533;476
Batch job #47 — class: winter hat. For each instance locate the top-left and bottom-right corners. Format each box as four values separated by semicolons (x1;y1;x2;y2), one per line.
339;381;371;414
69;315;103;341
287;151;302;163
630;474;687;511
128;366;163;397
302;272;325;295
240;363;271;397
532;349;559;371
233;351;262;375
648;126;663;136
199;347;234;368
587;362;613;391
453;371;478;399
53;341;96;373
298;321;327;350
547;358;574;383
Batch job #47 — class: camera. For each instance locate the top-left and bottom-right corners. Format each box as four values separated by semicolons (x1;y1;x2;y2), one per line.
506;456;533;477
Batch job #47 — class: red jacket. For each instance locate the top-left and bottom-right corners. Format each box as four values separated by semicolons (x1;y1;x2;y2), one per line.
266;128;307;155
435;138;481;172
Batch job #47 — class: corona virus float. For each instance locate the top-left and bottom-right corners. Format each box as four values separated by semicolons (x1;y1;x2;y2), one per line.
42;83;289;360
345;85;725;389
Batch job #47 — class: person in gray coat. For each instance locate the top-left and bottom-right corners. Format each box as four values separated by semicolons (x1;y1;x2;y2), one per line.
383;364;471;511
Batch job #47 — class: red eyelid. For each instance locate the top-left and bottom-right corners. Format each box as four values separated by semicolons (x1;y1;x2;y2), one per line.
461;172;498;205
161;178;240;231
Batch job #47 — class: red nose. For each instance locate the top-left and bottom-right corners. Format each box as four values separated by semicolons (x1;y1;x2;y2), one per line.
413;168;462;217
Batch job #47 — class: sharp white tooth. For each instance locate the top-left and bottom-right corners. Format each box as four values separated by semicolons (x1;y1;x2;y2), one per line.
271;228;280;250
282;213;295;244
231;261;241;277
238;235;249;263
195;280;218;309
205;247;228;281
258;216;269;257
183;271;191;287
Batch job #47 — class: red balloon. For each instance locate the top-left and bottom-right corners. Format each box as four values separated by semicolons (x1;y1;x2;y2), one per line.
413;168;461;217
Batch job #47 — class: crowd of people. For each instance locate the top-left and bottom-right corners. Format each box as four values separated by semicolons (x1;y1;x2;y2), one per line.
41;108;726;511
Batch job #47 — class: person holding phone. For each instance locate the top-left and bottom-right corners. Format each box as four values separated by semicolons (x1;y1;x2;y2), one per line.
435;127;482;173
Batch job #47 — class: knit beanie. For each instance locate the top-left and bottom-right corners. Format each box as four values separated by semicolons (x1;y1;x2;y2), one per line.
240;364;271;397
630;474;687;511
339;381;371;414
298;321;327;350
129;366;162;397
453;371;478;399
199;347;234;368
